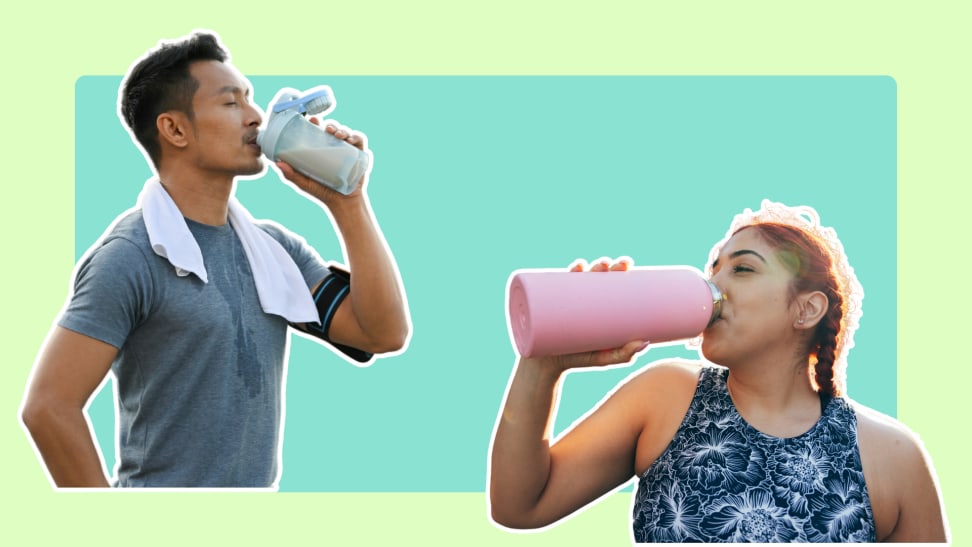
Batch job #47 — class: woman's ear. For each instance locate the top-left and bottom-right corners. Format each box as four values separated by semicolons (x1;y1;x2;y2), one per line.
795;290;828;330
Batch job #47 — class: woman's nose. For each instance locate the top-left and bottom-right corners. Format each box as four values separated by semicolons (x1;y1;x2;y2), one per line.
707;272;726;297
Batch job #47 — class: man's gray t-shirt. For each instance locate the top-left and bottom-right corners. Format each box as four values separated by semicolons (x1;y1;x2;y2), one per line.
59;210;330;487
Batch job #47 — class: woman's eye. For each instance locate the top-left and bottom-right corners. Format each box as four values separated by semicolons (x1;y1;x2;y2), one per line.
732;265;754;273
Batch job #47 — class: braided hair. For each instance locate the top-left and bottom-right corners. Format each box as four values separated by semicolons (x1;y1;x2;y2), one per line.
708;201;863;398
745;223;846;397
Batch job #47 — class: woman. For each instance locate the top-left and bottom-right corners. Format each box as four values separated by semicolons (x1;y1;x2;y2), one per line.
488;201;948;542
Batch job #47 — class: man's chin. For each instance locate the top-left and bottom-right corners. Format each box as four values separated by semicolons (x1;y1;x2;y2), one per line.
236;161;267;179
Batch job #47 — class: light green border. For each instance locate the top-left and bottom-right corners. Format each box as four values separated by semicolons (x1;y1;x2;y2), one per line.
2;2;964;544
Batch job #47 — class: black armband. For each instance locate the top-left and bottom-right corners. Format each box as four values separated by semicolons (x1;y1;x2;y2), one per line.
302;265;374;363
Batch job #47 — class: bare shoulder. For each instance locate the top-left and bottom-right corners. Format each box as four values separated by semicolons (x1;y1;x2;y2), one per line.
853;401;931;495
622;359;703;393
589;358;702;430
853;401;926;464
851;401;949;542
619;360;704;473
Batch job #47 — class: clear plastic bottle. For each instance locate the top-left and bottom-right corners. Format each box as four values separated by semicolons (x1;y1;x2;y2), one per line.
257;86;371;195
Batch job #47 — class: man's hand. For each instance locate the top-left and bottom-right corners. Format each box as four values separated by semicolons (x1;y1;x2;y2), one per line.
274;119;371;207
273;117;410;358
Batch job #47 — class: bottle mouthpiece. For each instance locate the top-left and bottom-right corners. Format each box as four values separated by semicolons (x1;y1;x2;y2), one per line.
707;281;723;325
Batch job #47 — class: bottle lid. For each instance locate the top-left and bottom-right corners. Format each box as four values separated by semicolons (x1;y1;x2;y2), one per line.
707;281;723;325
271;86;334;115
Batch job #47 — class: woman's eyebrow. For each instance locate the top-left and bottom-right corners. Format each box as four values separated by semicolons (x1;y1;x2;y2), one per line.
730;249;767;263
711;249;768;270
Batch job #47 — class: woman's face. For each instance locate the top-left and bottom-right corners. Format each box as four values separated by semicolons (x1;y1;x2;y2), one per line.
701;227;803;367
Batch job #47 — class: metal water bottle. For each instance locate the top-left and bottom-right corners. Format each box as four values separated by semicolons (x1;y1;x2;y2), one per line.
507;266;723;358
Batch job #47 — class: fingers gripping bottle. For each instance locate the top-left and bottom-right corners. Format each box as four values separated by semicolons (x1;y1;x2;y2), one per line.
257;86;371;194
507;266;723;358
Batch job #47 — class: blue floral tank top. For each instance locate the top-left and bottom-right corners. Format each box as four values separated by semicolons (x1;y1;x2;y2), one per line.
632;365;876;543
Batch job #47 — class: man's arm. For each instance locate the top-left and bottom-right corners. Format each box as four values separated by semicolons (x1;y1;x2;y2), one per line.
277;123;409;355
317;197;409;354
21;326;116;487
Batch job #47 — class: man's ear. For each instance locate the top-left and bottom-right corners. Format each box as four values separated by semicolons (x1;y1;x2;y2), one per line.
156;112;191;150
795;290;828;330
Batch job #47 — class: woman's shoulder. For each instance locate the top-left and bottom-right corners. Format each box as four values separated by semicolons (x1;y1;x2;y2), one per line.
622;360;706;474
850;400;948;541
595;359;709;431
626;358;705;390
851;401;931;477
851;401;924;453
613;359;706;412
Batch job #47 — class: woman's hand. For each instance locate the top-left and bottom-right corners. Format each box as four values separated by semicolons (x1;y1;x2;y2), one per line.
568;256;632;273
491;256;655;529
524;256;647;374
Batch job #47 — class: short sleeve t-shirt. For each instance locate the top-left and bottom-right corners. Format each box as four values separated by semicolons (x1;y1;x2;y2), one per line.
59;210;330;487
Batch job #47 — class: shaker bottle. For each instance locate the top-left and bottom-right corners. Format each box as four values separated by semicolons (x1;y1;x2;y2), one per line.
257;86;371;195
507;266;723;358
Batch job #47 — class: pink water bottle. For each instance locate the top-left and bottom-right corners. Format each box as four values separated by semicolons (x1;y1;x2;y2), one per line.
507;266;723;357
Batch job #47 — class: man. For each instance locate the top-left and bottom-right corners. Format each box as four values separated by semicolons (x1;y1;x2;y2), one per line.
20;31;410;488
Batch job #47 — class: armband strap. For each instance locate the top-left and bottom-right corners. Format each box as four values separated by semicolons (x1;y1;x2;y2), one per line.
304;265;374;363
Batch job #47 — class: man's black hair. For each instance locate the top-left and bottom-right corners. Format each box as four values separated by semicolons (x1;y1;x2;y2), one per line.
119;32;228;167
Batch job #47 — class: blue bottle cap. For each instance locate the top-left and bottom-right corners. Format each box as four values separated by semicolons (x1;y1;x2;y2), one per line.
271;87;334;115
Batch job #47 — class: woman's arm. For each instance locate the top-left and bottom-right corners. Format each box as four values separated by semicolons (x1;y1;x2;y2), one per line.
855;404;949;542
489;257;704;529
488;342;649;529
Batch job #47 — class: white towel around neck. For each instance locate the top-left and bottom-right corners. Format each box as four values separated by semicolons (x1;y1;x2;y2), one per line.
137;178;320;324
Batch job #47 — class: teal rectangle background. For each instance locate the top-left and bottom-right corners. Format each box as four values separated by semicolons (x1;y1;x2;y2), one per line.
5;3;965;545
76;75;895;492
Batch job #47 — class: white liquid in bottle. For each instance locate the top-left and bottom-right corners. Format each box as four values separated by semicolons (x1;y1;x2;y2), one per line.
258;92;371;195
277;145;362;192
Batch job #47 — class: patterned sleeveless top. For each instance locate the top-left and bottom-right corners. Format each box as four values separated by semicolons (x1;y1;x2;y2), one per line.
632;366;876;543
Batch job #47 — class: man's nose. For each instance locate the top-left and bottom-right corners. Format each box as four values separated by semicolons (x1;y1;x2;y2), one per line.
246;101;263;126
